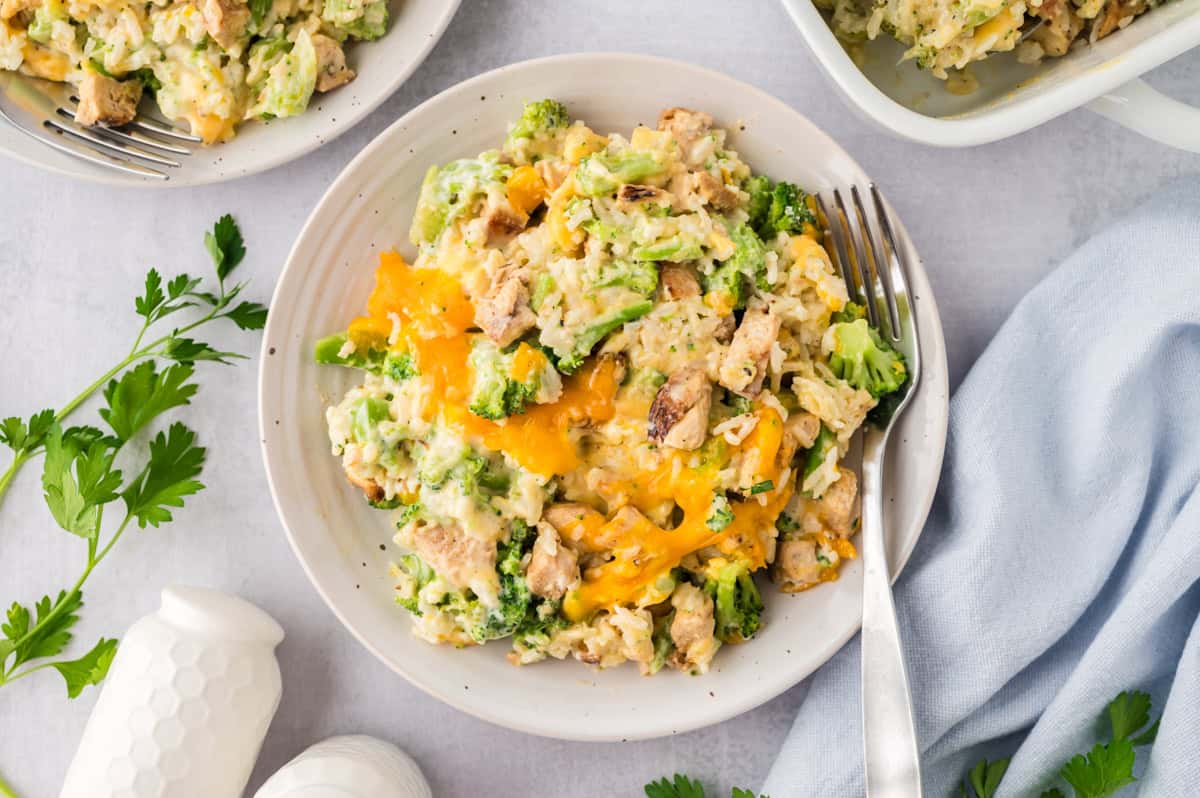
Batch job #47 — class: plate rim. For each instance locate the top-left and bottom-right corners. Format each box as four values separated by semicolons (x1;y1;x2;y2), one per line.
0;0;462;188
258;50;950;741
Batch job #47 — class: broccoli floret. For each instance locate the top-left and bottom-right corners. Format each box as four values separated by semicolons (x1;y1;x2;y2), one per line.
410;153;512;246
555;299;653;374
827;318;908;398
511;600;568;653
575;151;667;196
706;493;735;532
315;333;418;380
831;302;866;324
471;521;536;642
647;612;675;675
348;396;389;443
395;553;435;615
467;338;539;420
762;182;817;238
745;175;772;232
506;99;569;145
530;273;556;311
704;561;763;643
702;223;767;310
455;451;511;495
775;513;800;534
631;234;704;263
596;260;659;296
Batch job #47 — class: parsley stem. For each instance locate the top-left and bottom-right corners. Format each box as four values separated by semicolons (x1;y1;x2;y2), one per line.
0;302;224;508
0;767;19;798
2;660;55;685
2;514;132;659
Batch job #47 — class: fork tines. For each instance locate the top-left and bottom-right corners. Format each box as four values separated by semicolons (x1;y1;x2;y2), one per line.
816;185;910;345
40;94;202;178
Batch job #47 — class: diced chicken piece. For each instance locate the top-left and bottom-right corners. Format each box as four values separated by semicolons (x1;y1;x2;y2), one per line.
534;159;572;193
658;263;700;301
813;470;858;537
74;72;142;127
474;265;535;347
718;304;781;397
694;172;739;212
313;33;355;92
542;503;605;551
617;183;671;207
775;538;821;590
525;523;579;600
657;107;713;153
0;0;38;21
411;522;497;597
483;201;529;246
1030;0;1084;56
345;470;384;503
715;314;735;344
669;582;717;672
199;0;249;51
1093;0;1145;39
647;364;712;450
784;411;821;451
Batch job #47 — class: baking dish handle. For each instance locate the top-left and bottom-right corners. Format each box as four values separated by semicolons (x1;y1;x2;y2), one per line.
1087;78;1200;153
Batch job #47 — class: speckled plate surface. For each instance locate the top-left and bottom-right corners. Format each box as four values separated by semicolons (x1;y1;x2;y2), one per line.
0;0;460;187
259;53;950;742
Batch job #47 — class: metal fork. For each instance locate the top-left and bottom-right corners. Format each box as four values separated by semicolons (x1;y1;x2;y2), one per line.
817;185;924;798
0;71;200;181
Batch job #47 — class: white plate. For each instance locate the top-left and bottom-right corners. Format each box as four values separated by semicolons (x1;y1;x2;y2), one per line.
0;0;460;187
259;53;950;742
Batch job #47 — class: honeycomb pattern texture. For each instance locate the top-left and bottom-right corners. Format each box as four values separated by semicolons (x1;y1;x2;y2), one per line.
60;586;284;798
255;735;432;798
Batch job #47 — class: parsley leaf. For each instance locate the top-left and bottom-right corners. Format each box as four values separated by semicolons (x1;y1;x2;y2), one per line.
162;337;243;365
99;361;197;443
225;301;268;331
1130;718;1159;747
167;273;201;300
121;422;205;528
42;425;122;538
645;775;707;798
731;790;768;798
2;591;82;669
0;409;54;452
205;214;246;283
1060;739;1136;797
135;269;166;320
962;757;1009;798
1108;690;1152;742
52;637;118;698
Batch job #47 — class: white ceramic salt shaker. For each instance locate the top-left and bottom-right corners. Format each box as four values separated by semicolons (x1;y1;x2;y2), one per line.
60;585;284;798
255;735;433;798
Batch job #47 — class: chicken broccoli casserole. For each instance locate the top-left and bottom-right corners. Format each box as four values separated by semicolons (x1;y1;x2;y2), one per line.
0;0;389;142
315;100;909;675
820;0;1158;80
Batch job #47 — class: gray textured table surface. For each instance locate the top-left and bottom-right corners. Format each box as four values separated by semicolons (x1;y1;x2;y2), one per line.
1;1;1198;795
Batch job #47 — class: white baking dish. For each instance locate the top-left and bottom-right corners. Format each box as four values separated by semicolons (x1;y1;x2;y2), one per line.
781;0;1200;151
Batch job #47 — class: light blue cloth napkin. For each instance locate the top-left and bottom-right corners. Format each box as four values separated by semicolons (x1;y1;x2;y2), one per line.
763;183;1200;797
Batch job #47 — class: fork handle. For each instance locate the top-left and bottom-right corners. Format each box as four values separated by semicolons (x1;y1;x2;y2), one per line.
860;438;923;798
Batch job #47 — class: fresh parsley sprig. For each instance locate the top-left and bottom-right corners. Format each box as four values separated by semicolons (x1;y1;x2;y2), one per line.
960;690;1160;798
0;215;266;504
645;774;767;798
0;216;264;704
